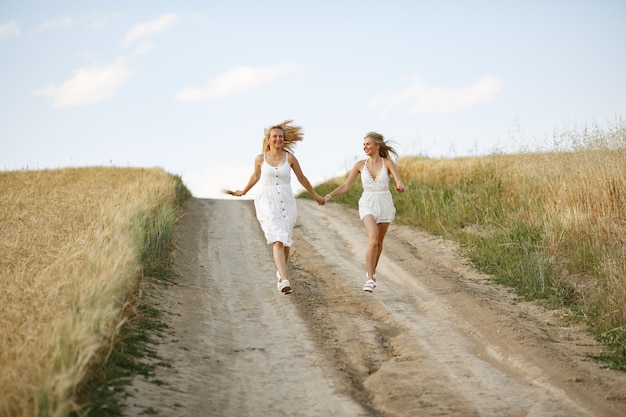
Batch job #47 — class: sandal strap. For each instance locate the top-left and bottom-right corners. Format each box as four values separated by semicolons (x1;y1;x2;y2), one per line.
279;280;291;292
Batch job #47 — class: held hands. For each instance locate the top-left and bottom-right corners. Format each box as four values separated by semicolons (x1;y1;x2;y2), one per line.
314;194;326;206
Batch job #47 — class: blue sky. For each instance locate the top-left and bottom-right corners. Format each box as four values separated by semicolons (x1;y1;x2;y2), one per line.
1;1;625;198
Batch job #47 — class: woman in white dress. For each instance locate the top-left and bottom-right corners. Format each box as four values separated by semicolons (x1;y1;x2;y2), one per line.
233;121;325;293
323;132;405;292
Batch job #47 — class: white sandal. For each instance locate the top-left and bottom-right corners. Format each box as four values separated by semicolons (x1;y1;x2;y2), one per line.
365;272;378;288
363;280;375;292
278;279;291;293
276;271;291;293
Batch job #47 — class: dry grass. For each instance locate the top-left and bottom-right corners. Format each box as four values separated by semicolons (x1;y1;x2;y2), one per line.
395;148;626;347
312;119;626;365
0;167;178;417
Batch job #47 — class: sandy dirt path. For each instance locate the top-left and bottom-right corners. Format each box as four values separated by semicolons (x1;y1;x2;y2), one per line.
122;198;626;417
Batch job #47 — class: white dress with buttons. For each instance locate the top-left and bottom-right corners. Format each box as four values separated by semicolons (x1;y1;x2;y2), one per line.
254;151;297;247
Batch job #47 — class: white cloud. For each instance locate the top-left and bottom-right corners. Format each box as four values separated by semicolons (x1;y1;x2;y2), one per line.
37;16;74;31
37;14;121;31
35;58;132;107
133;43;154;55
123;14;178;45
87;12;122;29
0;20;20;39
369;75;504;115
176;64;300;102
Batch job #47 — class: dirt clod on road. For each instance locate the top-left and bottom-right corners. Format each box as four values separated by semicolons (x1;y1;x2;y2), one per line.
122;198;626;417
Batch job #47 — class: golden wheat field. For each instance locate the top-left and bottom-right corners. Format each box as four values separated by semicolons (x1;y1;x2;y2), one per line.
396;147;626;334
0;167;178;417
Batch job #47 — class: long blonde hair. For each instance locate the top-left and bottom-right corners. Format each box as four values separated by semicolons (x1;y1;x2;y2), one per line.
365;131;398;159
263;120;303;153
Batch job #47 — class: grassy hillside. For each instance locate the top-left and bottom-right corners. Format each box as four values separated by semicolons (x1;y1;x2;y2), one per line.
311;120;626;368
0;167;189;417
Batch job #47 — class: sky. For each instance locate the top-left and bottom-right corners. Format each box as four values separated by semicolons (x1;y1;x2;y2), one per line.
1;1;625;198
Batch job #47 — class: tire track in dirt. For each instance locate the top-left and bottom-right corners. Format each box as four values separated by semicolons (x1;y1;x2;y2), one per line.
122;198;368;417
121;198;626;417
289;199;626;417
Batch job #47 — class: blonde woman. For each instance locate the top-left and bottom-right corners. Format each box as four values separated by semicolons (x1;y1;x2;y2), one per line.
233;121;325;293
323;132;405;292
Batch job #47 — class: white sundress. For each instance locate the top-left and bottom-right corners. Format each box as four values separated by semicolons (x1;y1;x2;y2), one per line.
358;158;396;223
254;151;297;247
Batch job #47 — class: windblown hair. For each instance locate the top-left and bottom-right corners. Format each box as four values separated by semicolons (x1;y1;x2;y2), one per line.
263;120;303;153
365;131;399;159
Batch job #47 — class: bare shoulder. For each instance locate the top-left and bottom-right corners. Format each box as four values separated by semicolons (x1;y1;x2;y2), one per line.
384;157;398;170
287;151;297;164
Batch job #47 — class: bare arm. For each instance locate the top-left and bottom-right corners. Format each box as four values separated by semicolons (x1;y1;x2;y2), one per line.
289;153;325;205
323;161;363;203
385;158;405;193
233;154;263;196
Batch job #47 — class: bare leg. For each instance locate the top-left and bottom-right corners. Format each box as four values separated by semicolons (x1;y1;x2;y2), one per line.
373;222;390;273
362;215;380;282
273;242;288;282
363;216;390;283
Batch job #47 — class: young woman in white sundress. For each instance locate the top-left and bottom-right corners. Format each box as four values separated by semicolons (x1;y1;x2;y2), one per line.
323;132;405;292
232;121;325;293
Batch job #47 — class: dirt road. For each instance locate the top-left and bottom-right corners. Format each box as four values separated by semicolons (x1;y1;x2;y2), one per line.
122;198;626;417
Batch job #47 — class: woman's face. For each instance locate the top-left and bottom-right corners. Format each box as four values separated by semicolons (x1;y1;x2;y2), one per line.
267;128;285;149
363;137;379;157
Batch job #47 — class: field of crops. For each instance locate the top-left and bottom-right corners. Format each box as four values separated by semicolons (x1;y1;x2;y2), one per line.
0;167;181;417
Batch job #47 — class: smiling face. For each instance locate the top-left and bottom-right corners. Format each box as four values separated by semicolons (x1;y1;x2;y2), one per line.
363;136;380;157
266;127;285;151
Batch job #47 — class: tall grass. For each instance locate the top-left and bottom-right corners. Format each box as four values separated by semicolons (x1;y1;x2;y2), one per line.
0;167;181;417
313;118;626;367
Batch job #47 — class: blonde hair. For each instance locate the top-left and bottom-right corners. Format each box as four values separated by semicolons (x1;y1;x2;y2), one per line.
263;120;303;153
365;131;398;159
